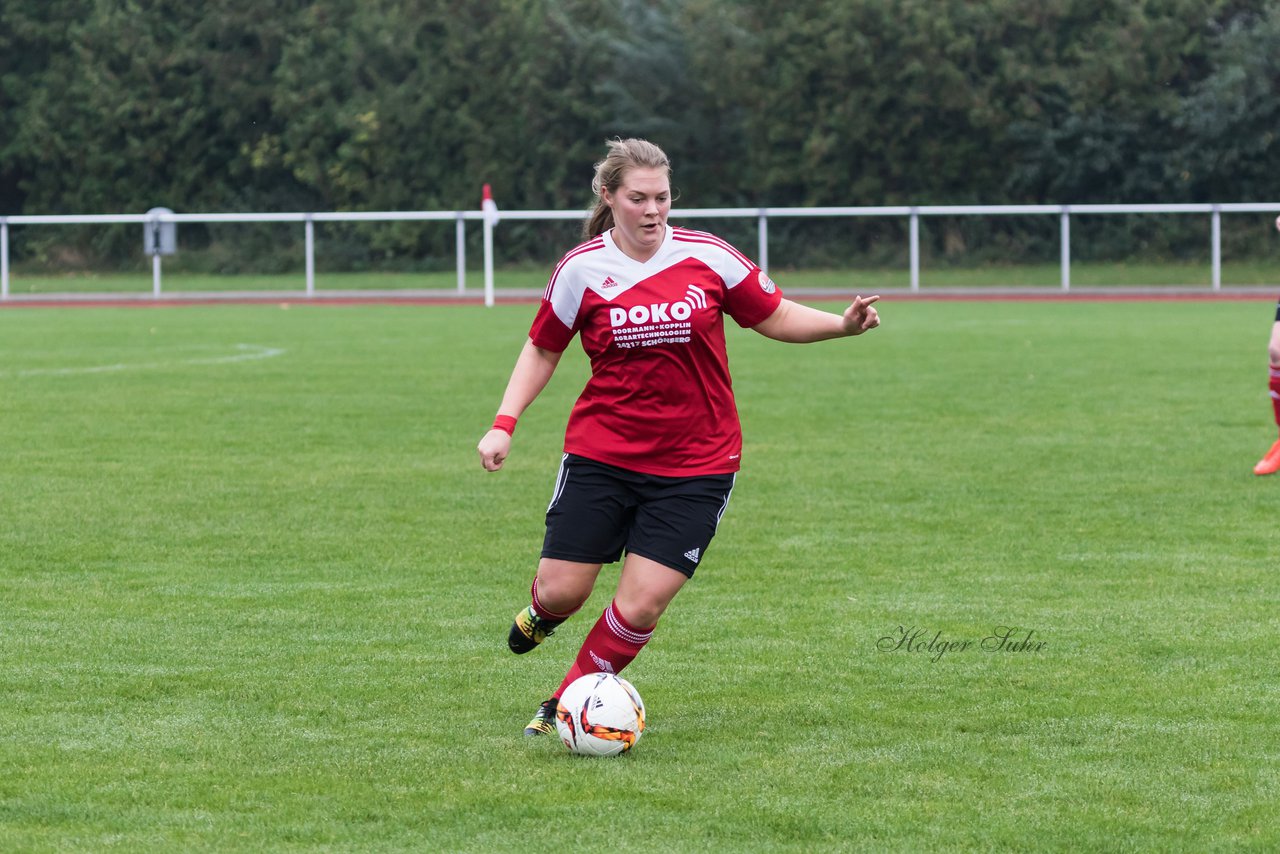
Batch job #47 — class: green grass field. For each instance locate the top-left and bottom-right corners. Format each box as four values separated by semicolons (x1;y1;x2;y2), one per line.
4;258;1279;296
2;298;1278;851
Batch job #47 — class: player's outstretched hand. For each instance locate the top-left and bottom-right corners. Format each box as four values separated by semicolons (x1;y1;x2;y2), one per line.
478;429;511;472
842;294;881;336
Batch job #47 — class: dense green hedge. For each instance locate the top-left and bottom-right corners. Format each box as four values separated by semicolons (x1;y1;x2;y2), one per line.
2;0;1277;270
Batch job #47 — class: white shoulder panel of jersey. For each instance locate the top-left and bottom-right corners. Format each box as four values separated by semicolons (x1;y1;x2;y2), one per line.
544;237;609;329
668;227;756;288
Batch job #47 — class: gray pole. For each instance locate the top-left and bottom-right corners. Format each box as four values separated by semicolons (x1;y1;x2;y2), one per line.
1060;207;1071;292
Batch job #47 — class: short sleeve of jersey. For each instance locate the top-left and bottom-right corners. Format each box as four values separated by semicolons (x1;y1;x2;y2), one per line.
724;267;784;329
528;297;576;352
527;238;606;352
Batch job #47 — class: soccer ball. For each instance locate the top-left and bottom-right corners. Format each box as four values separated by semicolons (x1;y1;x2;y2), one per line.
555;673;646;756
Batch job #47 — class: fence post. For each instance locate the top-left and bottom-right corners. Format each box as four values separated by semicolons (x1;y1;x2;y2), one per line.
483;212;495;307
909;208;920;292
151;212;162;298
1060;206;1071;292
1211;205;1221;291
456;212;466;294
146;210;167;298
305;215;315;297
757;209;768;274
1;219;8;299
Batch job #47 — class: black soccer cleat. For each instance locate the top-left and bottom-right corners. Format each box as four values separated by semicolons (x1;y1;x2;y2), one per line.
523;696;559;737
508;605;561;654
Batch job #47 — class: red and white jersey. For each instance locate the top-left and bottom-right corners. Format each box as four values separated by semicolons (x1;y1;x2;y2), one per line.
529;225;783;477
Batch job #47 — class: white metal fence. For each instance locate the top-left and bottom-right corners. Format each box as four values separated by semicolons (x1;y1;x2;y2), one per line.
2;203;1279;304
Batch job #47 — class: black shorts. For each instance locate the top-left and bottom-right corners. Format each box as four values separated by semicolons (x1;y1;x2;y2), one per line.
542;454;737;578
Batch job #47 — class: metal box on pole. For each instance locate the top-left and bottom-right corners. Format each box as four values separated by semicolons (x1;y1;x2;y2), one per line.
144;208;177;255
144;207;175;297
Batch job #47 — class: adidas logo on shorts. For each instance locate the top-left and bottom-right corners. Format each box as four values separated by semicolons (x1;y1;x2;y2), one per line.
684;547;701;564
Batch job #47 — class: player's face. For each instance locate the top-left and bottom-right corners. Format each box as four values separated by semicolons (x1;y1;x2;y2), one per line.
603;167;671;262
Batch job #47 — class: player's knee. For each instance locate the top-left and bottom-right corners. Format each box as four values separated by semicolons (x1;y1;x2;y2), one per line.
539;584;591;614
614;595;667;630
534;571;594;613
1268;343;1280;369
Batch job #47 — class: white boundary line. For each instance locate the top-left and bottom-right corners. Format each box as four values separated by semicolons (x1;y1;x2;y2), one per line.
3;343;285;377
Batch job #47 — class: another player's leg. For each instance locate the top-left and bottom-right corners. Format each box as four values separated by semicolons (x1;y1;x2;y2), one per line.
1254;319;1280;476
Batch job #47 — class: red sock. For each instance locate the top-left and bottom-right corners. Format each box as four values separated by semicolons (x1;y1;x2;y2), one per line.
1270;367;1280;430
554;601;654;698
529;576;579;622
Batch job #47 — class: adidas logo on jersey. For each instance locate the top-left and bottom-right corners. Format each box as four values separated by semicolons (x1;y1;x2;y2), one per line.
601;276;620;289
684;547;701;564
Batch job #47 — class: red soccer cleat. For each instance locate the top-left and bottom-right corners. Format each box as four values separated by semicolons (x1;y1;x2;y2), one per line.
1253;439;1280;476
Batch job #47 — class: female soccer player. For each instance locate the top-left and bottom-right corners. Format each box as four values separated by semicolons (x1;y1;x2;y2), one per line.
477;138;881;736
1254;215;1280;476
1254;298;1280;475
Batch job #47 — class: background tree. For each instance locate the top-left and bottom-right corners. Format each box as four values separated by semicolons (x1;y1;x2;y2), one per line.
1;0;1276;270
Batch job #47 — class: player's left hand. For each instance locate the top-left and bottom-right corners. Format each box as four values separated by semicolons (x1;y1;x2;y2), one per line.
842;294;881;335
